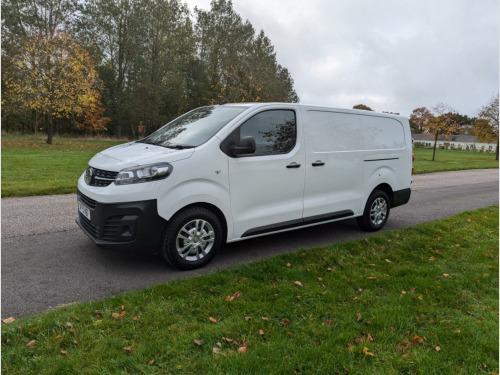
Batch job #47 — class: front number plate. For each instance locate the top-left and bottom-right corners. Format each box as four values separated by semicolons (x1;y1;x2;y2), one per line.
78;202;91;220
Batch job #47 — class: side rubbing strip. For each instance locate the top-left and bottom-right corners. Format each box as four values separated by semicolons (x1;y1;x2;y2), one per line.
241;210;354;238
364;158;399;162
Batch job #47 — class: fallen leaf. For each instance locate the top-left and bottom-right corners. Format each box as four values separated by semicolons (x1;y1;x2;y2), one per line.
429;256;435;261
238;343;248;353
385;259;391;263
362;347;374;356
368;334;374;342
132;315;138;321
2;317;15;324
225;291;242;301
356;313;362;322
66;322;73;328
209;317;217;324
294;281;303;287
95;310;103;319
245;316;252;321
72;340;78;345
466;218;472;223
194;339;202;346
401;291;407;295
367;277;377;280
54;334;62;340
324;319;332;327
120;311;127;317
212;347;221;354
327;267;333;272
216;342;222;348
148;359;155;365
443;273;449;277
391;326;396;331
123;346;133;354
411;335;424;345
317;277;323;281
418;295;423;300
259;329;265;336
281;318;290;325
112;312;121;319
286;263;291;267
435;346;441;352
262;316;269;321
60;350;69;355
26;340;36;348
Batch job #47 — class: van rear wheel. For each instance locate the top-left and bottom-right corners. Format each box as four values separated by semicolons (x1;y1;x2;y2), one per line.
160;207;222;270
357;190;390;231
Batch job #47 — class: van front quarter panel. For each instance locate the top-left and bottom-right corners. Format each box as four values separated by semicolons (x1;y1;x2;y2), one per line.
155;144;233;240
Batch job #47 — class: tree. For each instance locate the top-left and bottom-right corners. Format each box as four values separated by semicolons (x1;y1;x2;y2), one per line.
474;95;499;160
422;103;460;161
3;31;108;143
409;107;432;134
353;104;373;111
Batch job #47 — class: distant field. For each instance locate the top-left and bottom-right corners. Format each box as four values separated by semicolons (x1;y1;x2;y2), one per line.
1;135;498;197
413;147;498;174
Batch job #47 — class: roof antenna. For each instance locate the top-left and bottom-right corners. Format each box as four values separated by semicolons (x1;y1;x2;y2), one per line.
219;89;239;105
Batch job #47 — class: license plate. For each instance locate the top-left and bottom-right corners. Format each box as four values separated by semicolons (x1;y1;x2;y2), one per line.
78;202;91;220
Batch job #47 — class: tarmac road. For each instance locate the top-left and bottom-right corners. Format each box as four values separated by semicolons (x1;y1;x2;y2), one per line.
1;169;498;319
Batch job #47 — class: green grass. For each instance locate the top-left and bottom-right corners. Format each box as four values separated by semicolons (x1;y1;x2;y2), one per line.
413;147;498;174
1;135;498;197
1;135;124;197
2;206;498;374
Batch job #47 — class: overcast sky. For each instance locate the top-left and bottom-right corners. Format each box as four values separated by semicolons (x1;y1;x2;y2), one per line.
185;0;498;117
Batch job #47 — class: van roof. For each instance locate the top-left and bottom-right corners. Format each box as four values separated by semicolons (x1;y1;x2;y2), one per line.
221;102;407;120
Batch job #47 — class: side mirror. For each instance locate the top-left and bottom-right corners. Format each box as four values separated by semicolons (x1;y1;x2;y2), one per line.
231;136;256;156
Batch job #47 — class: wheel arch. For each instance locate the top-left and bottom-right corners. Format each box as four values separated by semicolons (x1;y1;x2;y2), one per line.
372;183;394;207
170;202;228;244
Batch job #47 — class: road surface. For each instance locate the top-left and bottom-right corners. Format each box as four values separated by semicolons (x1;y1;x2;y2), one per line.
1;169;498;319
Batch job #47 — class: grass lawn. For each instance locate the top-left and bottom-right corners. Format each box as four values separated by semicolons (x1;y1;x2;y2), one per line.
413;147;498;174
1;135;124;197
1;135;498;197
2;206;498;374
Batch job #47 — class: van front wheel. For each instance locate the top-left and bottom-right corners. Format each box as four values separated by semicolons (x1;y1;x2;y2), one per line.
160;207;222;270
357;190;390;231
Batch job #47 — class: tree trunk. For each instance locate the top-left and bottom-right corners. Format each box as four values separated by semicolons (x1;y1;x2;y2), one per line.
432;133;438;161
496;141;499;161
47;112;53;144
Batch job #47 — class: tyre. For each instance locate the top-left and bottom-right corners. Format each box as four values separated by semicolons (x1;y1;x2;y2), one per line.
356;190;390;231
160;207;223;270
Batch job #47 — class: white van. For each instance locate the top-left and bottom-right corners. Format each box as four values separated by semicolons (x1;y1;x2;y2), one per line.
77;103;412;269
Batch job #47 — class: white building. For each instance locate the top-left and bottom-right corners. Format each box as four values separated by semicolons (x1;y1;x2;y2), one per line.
412;134;496;152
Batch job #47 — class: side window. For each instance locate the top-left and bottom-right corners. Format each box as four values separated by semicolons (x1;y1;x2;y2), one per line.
238;110;296;156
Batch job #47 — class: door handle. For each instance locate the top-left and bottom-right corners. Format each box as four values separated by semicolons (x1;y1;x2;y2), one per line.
286;162;301;169
312;160;325;167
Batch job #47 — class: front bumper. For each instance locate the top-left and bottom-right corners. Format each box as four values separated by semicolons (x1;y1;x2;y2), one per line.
76;189;166;254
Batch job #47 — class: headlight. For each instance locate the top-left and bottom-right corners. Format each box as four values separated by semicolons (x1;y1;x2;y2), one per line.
114;163;173;185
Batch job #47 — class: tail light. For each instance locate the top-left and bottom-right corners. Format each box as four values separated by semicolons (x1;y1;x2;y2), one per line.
412;153;415;175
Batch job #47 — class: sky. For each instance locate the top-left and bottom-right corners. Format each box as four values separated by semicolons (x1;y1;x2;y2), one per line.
184;0;498;117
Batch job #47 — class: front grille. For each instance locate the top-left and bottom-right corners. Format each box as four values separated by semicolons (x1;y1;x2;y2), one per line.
79;193;96;209
79;212;98;238
87;167;119;187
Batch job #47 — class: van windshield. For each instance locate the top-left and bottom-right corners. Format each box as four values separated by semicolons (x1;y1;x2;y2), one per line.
144;106;247;148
